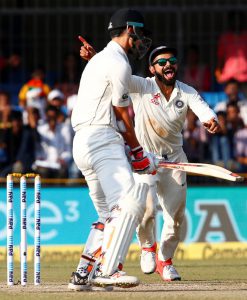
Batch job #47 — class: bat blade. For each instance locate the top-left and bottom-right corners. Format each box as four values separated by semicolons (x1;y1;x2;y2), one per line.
157;160;244;182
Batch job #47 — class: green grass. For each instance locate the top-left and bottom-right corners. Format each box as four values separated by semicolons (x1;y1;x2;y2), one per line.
0;259;247;300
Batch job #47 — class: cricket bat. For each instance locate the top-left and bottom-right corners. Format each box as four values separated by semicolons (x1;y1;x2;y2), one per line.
156;159;244;182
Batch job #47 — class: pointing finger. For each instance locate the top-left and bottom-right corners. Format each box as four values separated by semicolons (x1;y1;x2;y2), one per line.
78;35;88;46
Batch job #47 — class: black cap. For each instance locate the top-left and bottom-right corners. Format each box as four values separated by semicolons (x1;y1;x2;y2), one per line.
108;8;149;33
149;46;177;65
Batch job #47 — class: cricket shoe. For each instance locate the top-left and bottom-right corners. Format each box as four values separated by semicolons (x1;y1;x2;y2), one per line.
68;271;91;291
140;242;157;274
68;271;113;291
156;257;181;281
91;269;139;288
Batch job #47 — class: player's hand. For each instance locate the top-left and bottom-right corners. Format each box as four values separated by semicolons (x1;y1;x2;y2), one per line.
130;146;157;175
78;35;96;61
203;117;220;134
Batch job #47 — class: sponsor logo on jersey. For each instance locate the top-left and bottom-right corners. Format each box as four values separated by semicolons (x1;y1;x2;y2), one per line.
150;93;160;105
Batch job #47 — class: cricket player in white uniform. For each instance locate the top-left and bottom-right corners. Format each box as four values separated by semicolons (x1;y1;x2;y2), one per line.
130;46;219;281
68;8;156;291
80;42;220;282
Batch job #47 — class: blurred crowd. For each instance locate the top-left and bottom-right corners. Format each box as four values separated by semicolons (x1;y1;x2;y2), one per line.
183;78;247;174
0;60;81;179
182;10;247;175
1;69;247;179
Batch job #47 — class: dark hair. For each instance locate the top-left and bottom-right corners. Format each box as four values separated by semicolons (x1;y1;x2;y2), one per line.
31;68;45;78
148;45;177;66
109;27;126;38
224;78;239;87
216;111;227;118
10;110;23;121
0;90;10;99
29;107;40;116
45;105;59;115
226;102;239;112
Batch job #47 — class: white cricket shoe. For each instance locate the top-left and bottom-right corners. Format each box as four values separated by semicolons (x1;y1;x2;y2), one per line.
140;243;157;274
162;264;181;281
91;270;139;288
156;258;181;281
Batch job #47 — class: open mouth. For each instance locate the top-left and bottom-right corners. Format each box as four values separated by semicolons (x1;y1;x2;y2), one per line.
163;68;175;80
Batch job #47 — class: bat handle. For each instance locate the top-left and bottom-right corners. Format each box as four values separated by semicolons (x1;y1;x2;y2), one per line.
154;157;165;168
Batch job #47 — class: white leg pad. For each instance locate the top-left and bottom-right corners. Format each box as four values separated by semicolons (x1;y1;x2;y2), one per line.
101;183;148;275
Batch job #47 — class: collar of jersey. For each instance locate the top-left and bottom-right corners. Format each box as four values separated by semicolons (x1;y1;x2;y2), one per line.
108;40;129;63
152;78;182;102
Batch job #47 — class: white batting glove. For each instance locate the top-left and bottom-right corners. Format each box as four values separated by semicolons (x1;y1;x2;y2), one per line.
144;151;157;175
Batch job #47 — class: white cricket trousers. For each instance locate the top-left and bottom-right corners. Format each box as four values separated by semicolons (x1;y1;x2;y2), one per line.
135;150;187;261
73;125;136;221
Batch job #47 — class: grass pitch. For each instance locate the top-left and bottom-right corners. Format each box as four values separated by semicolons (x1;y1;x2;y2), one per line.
0;259;247;300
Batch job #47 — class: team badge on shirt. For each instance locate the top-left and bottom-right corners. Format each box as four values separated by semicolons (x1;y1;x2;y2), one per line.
120;94;129;103
175;100;184;108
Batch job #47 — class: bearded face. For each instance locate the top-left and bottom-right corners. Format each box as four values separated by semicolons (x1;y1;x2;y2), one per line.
151;53;178;85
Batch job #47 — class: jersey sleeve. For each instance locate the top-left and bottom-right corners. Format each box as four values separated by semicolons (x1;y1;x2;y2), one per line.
110;60;132;107
128;75;151;106
129;75;147;93
187;87;217;123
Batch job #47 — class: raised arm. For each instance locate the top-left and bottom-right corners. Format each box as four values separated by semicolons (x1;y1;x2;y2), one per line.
78;36;96;61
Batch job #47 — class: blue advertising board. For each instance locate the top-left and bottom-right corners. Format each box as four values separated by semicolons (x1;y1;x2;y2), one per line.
0;186;246;246
156;186;247;243
0;186;97;246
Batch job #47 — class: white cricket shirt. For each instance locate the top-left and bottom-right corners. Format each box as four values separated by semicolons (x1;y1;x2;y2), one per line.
129;77;217;155
71;41;131;130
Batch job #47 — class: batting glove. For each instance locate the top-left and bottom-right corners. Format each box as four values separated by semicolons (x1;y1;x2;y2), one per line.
130;146;157;175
